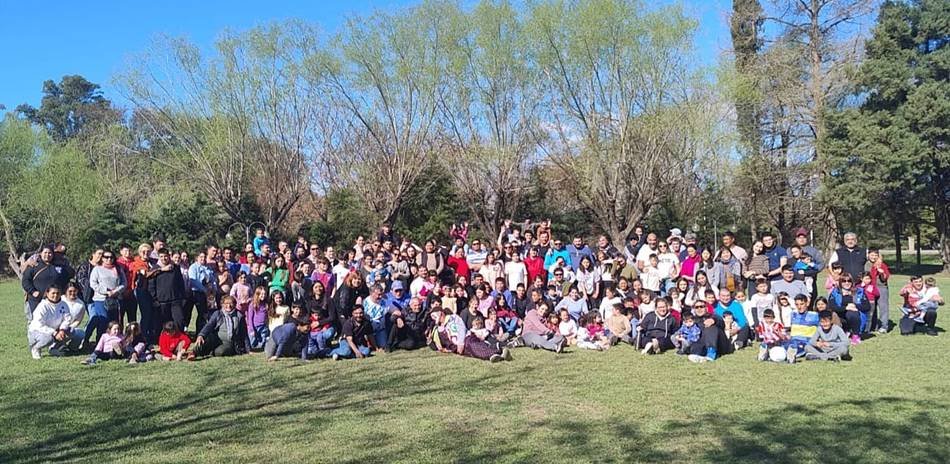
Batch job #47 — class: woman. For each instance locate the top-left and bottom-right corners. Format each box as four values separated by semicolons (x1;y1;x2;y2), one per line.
710;247;742;293
743;241;770;293
575;256;601;303
828;273;871;344
74;248;103;312
333;272;367;325
474;284;494;318
268;255;290;297
685;271;712;307
673;278;691;315
678;244;702;283
353;236;367;262
523;247;546;288
28;286;73;359
478;252;503;287
698;247;716;279
86;251;127;346
61;282;87;351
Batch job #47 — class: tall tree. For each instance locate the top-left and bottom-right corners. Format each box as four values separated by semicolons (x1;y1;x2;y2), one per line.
16;75;119;142
527;0;720;246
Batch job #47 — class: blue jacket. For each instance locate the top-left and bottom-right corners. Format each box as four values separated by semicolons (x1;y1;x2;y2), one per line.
544;247;571;276
565;244;594;271
675;324;702;343
828;287;870;313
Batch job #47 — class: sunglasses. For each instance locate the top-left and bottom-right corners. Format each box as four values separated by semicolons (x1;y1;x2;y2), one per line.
103;256;114;259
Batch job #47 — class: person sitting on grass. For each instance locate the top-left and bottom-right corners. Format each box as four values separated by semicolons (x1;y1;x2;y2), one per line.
194;295;250;357
157;321;193;361
606;304;634;346
827;273;871;345
520;303;566;353
638;298;678;355
804;311;850;362
786;294;820;364
429;308;467;355
756;308;790;362
386;296;428;352
464;318;512;362
672;313;701;355
331;306;377;360
685;302;728;363
575;314;609;351
28;286;73;359
123;321;151;363
266;318;310;361
81;321;125;365
714;289;750;349
899;276;943;336
557;308;578;346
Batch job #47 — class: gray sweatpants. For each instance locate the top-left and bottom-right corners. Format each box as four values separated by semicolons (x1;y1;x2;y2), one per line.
804;343;849;360
877;286;890;329
523;332;564;351
28;331;56;351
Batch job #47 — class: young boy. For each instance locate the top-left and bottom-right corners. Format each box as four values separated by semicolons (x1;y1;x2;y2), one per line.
253;228;270;257
755;308;789;362
786;294;819;364
793;253;817;291
672;313;701;355
640;255;663;294
605;304;633;345
722;311;741;348
804;311;850;362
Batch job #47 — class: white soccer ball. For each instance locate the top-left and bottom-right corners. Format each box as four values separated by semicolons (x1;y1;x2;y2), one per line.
769;346;787;362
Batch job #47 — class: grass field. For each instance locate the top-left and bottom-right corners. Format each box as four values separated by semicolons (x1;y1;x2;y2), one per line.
1;262;948;463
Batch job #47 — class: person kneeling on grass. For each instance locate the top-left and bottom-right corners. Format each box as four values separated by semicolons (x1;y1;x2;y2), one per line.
756;308;790;362
28;286;74;359
81;321;125;365
899;276;943;337
194;295;251;357
266;318;310;361
638;298;678;355
330;306;378;360
804;311;850;362
157;321;194;361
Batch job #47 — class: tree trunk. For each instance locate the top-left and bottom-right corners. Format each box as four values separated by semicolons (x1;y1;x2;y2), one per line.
893;221;902;273
936;196;950;274
0;204;24;279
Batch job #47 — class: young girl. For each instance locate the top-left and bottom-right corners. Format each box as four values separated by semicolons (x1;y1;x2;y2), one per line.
637;290;655;316
124;321;151;363
599;286;622;321
82;321;125;365
558;309;578;345
776;293;794;328
576;314;610;351
245;286;269;349
266;291;289;333
268;256;290;297
825;263;843;293
158;321;193;361
62;282;87;351
495;295;519;336
230;272;252;314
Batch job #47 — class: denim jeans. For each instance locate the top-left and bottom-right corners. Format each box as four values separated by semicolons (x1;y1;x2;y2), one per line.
499;317;519;334
371;319;387;348
135;287;155;342
329;341;370;359
306;327;336;359
249;325;270;349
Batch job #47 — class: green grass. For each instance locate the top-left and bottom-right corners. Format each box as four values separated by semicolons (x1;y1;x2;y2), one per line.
1;265;948;464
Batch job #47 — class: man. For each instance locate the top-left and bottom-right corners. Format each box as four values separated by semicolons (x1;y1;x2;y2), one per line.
187;251;217;334
149;248;187;339
520;304;565;352
387;296;427;352
148;233;167;264
543;239;570;278
377;223;400;245
265;318;310;361
535;229;552;258
866;249;891;333
613;255;638;282
714;289;750;348
788;227;824;298
720;231;748;265
565;235;593;271
306;243;323;267
761;232;787;281
21;246;74;316
330;305;376;359
195;295;250;357
898;276;942;336
635;233;659;271
415;240;445;276
222;247;241;279
771;266;811;300
828;232;867;281
465;239;488;272
624;225;646;263
116;245;137;327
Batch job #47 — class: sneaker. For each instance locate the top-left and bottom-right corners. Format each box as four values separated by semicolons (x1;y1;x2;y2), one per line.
81;357;97;365
926;328;938;336
555;340;564;354
502;347;513;361
757;345;768;362
489;354;502;363
48;347;65;357
733;342;741;352
128;353;139;364
331;353;340;361
788;353;796;364
805;354;820;361
641;344;653;355
651;339;660;354
31;347;42;360
850;334;862;345
877;326;888;335
831;355;842;363
687;354;706;363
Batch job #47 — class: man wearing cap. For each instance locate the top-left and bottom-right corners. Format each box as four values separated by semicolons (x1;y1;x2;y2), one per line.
828;232;867;280
789;227;824;298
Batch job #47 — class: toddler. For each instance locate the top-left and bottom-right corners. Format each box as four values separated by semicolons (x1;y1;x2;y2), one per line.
672;314;701;355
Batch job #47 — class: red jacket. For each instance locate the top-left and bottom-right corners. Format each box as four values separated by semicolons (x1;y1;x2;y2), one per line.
158;331;192;357
447;255;470;282
524;256;545;285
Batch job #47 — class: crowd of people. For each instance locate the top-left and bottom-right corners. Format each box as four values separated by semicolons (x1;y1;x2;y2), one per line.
22;220;944;365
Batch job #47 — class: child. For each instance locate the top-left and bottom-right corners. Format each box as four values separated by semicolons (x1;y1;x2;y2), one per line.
793;253;817;290
266;291;289;333
825;263;842;293
253;228;270;257
775;293;794;328
749;279;776;329
367;259;391;289
606;304;634;345
246;286;270;349
265;318;310;361
466;317;511;362
672;313;701;355
640;255;663;294
123;321;151;363
546;312;561;334
230;272;252;313
637;290;655;317
558;309;578;345
586;313;611;349
858;272;880;310
722;311;741;349
755;308;790;362
576;315;609;351
804;311;850;361
82;321;125;365
157;321;193;361
787;295;820;364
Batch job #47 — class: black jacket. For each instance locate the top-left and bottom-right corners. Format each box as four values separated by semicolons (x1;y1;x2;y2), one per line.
639;312;679;341
198;310;250;354
22;261;74;300
149;266;186;303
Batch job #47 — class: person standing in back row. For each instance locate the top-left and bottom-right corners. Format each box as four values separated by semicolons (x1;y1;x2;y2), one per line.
829;232;867;282
22;246;75;319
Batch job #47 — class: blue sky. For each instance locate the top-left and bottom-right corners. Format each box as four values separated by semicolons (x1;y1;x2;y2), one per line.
0;0;733;110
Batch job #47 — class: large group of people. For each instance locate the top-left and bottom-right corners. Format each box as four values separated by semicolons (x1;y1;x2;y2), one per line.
22;220;944;365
